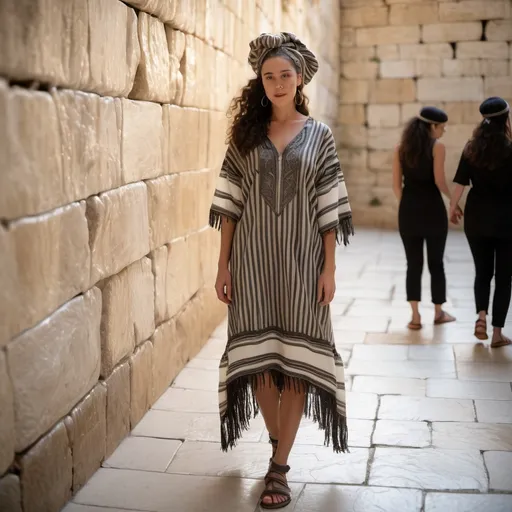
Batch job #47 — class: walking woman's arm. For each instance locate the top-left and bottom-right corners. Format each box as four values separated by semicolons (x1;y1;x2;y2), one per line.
218;217;236;269
449;184;465;224
392;146;403;201
318;229;336;306
215;217;236;304
433;142;452;200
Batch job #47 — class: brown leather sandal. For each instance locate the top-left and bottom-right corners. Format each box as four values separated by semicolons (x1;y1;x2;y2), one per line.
474;319;488;340
260;461;292;510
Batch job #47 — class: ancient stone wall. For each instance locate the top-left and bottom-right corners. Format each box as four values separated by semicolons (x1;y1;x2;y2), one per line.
0;1;340;511
337;0;512;228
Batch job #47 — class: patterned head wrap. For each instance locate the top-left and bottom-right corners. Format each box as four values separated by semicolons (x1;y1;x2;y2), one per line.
248;32;319;85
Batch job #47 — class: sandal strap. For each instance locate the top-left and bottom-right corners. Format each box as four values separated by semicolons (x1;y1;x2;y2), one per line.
269;460;290;474
475;319;487;326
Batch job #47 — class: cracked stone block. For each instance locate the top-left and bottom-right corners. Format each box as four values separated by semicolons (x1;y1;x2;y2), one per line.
0;0;89;88
0;85;63;219
167;441;369;484
0;474;22;512
418;78;484;102
123;0;177;22
147;169;215;246
130;12;170;103
0;352;15;475
87;0;140;96
53;89;123;202
65;384;107;492
370;79;416;104
130;340;153;428
151;318;183;402
121;99;163;184
370;447;487;491
294;485;422;512
165;27;186;105
7;288;101;452
87;183;150;285
356;26;420;47
422;22;482;43
103;362;131;458
19;421;72;512
439;1;508;22
100;257;155;378
163;106;201;173
0;202;90;347
425;493;512;512
484;451;512;491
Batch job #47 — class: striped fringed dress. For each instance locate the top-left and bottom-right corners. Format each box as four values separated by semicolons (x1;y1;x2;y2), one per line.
209;117;354;453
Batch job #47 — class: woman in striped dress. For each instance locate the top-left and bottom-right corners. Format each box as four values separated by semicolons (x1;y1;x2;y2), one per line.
209;33;353;509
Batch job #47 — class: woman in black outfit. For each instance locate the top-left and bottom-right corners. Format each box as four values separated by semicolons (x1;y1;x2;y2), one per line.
450;97;512;348
392;107;460;330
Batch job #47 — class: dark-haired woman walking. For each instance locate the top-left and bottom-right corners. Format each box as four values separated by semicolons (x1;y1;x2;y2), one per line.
450;97;512;348
392;107;460;330
209;32;353;509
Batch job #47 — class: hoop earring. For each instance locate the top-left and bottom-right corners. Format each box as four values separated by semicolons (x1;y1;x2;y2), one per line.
261;95;269;107
295;89;304;106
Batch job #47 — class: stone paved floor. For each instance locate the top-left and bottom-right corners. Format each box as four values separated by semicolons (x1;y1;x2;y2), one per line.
65;229;512;512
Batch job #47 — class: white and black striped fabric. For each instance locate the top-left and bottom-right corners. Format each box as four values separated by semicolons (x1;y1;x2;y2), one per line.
248;32;319;85
209;118;353;453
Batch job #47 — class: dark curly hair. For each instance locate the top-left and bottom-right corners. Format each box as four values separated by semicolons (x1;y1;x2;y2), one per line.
398;118;436;169
227;48;309;156
464;113;512;170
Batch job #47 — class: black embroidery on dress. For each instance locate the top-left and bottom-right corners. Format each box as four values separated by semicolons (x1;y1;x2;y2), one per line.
259;143;277;213
258;128;305;215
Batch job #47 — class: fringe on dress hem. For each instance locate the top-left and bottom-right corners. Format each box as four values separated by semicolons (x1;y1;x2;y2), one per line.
219;370;349;454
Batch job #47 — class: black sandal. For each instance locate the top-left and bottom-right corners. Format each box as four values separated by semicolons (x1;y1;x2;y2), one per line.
260;461;292;510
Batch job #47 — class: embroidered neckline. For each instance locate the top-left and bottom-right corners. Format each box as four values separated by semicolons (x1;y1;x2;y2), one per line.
264;117;311;157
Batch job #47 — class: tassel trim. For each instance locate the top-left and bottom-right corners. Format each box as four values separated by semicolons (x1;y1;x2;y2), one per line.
220;370;349;454
336;215;354;247
209;208;239;230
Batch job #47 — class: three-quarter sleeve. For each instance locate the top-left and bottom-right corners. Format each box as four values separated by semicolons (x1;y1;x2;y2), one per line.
209;143;245;229
315;127;354;245
453;152;471;186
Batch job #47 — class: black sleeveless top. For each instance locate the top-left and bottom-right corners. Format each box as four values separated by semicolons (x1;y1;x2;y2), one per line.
398;142;448;237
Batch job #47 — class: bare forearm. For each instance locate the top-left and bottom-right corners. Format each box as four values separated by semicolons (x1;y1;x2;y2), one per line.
393;186;402;202
218;216;236;269
450;184;465;208
322;229;336;273
436;180;452;200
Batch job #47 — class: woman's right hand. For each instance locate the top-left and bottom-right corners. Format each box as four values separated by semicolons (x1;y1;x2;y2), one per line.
449;204;463;225
215;266;232;305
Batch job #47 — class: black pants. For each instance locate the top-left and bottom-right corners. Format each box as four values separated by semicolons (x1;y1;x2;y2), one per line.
400;235;447;304
466;236;512;328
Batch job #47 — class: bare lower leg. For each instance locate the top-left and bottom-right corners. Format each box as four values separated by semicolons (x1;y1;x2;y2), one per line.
409;301;421;324
434;304;456;323
273;387;305;465
262;384;305;506
491;327;512;347
254;374;280;441
478;310;487;321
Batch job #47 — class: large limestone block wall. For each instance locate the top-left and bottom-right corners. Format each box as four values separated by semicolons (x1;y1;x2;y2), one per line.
0;1;340;511
337;0;512;228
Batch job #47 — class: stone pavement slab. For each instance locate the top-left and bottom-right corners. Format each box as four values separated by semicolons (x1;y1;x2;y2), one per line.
65;229;512;512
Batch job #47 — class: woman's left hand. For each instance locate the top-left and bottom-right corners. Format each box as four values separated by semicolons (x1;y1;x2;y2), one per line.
318;270;336;306
449;204;463;224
